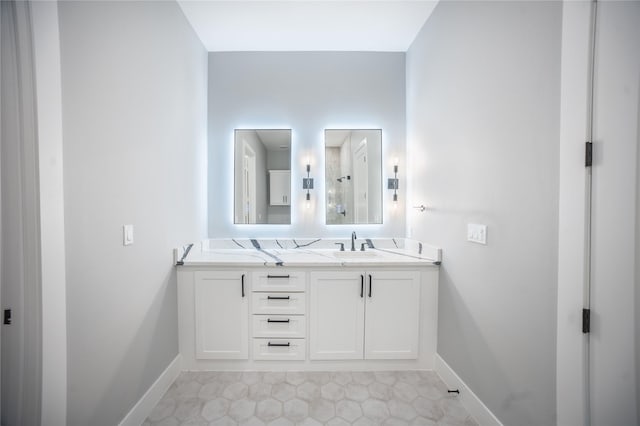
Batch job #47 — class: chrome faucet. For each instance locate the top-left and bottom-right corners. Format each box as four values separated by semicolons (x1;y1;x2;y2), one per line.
351;231;357;251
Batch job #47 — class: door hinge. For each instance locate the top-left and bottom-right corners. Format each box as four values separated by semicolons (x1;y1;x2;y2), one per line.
582;308;590;333
3;309;11;325
585;142;593;167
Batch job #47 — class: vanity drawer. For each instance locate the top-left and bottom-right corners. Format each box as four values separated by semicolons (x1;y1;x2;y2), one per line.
252;315;306;338
252;292;306;315
252;338;306;360
253;270;306;292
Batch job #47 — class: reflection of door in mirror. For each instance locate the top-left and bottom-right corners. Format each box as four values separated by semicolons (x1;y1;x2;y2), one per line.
234;129;291;224
242;143;256;224
353;139;368;223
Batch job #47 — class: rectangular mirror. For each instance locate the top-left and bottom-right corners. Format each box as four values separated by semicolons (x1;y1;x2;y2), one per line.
325;129;382;224
234;129;291;224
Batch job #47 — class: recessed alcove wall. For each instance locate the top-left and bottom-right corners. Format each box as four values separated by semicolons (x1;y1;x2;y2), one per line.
208;52;406;238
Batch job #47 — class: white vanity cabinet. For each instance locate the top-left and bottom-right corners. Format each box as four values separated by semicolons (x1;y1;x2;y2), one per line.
177;247;439;371
194;271;249;359
251;269;307;360
364;270;421;359
309;271;365;359
309;270;421;360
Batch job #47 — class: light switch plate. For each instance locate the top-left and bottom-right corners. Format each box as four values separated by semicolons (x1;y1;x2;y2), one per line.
467;223;487;245
123;224;134;246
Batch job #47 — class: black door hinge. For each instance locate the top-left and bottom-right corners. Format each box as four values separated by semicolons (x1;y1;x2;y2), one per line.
3;309;11;325
582;308;590;333
585;142;593;167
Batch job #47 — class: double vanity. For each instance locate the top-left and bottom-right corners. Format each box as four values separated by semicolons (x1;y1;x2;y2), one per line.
176;237;440;371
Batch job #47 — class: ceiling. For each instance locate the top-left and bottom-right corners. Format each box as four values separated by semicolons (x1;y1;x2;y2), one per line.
177;1;439;52
325;130;351;147
255;130;291;151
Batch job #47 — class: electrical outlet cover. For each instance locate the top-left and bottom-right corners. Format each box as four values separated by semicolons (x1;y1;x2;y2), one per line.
467;223;487;245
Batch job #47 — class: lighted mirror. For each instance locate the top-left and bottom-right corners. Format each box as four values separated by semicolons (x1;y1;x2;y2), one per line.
325;129;382;225
234;129;291;224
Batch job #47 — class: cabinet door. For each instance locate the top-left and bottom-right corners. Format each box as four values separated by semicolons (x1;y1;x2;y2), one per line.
364;270;421;359
269;170;290;206
310;271;365;360
195;271;248;359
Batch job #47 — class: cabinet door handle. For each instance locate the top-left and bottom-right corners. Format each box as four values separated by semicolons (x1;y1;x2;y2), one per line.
360;275;364;298
368;274;372;298
267;318;290;323
241;274;245;298
267;295;290;300
268;342;290;347
267;274;290;279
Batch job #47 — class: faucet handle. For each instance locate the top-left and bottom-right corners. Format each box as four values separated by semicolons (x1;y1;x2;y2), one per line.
335;242;345;251
360;243;367;252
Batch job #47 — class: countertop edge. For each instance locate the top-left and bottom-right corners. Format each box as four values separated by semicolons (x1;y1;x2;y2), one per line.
176;261;440;268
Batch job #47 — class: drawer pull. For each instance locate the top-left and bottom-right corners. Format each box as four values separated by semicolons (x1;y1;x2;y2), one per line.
267;295;290;300
268;342;291;347
360;275;364;298
241;274;245;298
267;318;291;323
368;274;372;298
267;274;290;279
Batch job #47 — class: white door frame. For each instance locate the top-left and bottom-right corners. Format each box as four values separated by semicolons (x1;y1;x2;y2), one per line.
557;2;640;425
242;142;256;224
1;2;43;425
353;138;368;223
30;1;68;424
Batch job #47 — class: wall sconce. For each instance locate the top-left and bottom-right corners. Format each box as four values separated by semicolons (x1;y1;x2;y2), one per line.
302;163;314;208
387;163;399;203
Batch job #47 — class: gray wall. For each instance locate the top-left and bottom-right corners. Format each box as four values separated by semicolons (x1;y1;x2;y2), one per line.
208;52;406;238
406;2;561;425
58;1;207;425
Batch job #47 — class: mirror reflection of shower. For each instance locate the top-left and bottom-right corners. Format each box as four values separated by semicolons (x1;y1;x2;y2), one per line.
325;129;382;225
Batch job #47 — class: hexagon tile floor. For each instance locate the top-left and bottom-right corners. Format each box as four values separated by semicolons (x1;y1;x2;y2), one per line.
144;370;479;426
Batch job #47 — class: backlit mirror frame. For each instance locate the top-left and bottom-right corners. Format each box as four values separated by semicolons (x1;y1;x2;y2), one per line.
234;129;291;224
325;129;382;225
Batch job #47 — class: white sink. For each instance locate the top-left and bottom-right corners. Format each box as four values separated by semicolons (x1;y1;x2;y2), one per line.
333;250;379;259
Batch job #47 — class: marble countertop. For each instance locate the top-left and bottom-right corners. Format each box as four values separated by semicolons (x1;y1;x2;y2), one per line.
175;238;441;268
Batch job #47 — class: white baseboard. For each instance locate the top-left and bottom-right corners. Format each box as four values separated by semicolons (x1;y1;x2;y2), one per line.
119;354;182;426
435;354;503;426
